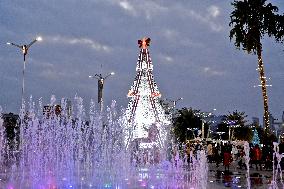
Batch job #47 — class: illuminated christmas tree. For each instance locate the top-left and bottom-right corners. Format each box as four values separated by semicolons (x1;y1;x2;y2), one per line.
252;129;260;146
125;37;171;150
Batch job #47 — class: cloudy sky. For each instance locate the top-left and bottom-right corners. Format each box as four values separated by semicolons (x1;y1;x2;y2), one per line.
0;0;283;122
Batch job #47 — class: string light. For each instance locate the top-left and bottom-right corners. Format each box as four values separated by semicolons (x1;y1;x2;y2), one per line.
257;57;270;131
124;38;171;148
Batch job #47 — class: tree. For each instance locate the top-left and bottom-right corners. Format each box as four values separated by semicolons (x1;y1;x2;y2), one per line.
252;129;260;146
226;110;253;141
172;108;208;143
230;0;284;132
255;125;277;144
215;110;252;141
215;121;229;140
225;110;248;127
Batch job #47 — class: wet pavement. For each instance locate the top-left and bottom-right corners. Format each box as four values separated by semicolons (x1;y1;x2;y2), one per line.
207;162;284;189
0;162;283;188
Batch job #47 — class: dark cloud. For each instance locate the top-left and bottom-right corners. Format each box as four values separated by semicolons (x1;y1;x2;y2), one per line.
0;0;284;121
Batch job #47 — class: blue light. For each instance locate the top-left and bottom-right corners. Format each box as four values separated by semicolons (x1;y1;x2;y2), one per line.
104;183;112;188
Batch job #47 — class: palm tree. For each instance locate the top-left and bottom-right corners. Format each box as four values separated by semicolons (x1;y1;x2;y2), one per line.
225;110;252;141
172;108;208;142
229;0;284;132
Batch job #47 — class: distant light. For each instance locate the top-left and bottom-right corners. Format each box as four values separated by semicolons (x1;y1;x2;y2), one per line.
111;72;115;75
36;36;43;41
6;42;11;45
210;180;214;183
89;75;93;78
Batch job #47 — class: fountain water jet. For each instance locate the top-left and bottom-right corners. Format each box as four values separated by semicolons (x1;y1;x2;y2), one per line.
244;141;251;189
0;96;208;189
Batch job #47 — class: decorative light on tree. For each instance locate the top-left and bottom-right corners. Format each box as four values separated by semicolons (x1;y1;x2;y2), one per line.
252;129;260;146
124;37;171;149
229;0;284;132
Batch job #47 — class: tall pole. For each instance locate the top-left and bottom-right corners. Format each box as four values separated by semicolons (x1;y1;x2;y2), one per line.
7;36;42;107
98;76;104;112
89;71;114;112
22;58;26;105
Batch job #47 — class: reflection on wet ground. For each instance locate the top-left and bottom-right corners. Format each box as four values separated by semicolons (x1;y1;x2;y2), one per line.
207;163;284;189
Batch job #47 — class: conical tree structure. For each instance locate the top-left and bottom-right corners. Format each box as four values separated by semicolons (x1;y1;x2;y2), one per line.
252;129;260;146
125;37;171;149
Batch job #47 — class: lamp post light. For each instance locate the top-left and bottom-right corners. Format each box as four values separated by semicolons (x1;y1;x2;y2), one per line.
89;71;115;112
6;36;42;106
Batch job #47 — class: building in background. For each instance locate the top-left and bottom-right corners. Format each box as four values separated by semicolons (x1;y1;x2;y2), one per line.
252;117;260;127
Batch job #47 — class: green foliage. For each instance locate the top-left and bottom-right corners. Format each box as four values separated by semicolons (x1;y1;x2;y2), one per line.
215;110;252;141
225;110;248;126
259;127;277;144
230;0;284;54
215;121;229;140
234;126;253;141
226;110;252;141
172;108;208;143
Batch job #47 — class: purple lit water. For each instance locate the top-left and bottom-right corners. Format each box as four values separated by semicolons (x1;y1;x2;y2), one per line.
0;96;208;189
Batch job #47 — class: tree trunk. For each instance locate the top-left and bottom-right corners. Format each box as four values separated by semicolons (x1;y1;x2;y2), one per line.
256;44;270;132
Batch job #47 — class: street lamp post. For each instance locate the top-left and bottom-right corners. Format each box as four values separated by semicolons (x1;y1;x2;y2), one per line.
89;71;115;112
6;36;42;106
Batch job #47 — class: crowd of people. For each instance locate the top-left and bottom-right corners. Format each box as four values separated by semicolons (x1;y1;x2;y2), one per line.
177;140;284;171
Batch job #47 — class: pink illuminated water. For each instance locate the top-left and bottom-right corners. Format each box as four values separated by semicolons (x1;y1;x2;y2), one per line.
0;96;208;189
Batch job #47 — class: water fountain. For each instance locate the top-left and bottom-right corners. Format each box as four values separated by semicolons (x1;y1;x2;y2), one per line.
244;141;251;189
0;96;208;189
268;142;284;189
